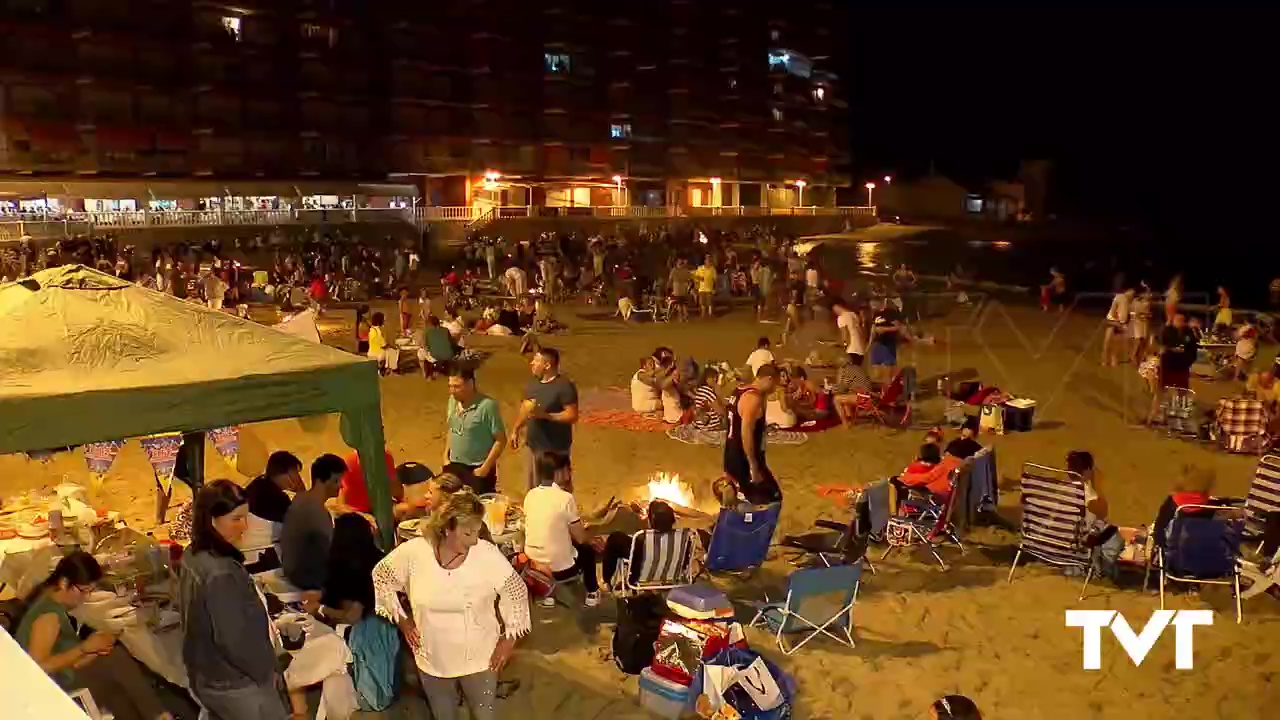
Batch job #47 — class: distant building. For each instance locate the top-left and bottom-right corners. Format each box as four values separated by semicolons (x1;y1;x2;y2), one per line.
0;1;850;209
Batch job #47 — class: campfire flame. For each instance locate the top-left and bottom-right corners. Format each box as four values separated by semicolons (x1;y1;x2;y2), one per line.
647;472;694;508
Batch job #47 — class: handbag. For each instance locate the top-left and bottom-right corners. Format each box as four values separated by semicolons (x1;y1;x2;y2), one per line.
978;404;1004;435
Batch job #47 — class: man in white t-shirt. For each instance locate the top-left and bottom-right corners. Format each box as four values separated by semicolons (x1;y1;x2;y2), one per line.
522;452;599;607
832;300;865;361
745;337;776;378
504;263;527;298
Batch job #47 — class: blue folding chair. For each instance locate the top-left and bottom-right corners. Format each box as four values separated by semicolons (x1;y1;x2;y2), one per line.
705;502;782;573
747;564;862;655
1146;504;1246;623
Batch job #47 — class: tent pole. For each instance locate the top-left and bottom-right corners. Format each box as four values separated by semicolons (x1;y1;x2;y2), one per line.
182;431;206;490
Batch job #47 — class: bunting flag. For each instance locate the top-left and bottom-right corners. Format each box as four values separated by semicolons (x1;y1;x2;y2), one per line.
208;426;239;470
139;433;183;493
83;440;126;489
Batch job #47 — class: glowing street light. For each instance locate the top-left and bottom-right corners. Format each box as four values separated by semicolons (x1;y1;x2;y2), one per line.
795;178;807;207
482;170;501;192
864;181;876;207
883;175;892;184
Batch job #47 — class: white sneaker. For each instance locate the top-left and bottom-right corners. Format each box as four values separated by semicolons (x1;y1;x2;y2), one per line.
584;591;601;608
540;595;557;608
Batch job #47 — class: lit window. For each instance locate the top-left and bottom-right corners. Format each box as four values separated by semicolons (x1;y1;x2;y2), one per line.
813;86;826;102
610;123;632;139
772;108;783;122
768;50;789;71
544;53;571;74
727;77;737;89
221;16;242;42
770;29;780;42
768;48;812;78
301;23;338;48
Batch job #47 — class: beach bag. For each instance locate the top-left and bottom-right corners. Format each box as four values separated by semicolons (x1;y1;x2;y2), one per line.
979;404;1004;435
513;554;556;599
612;595;666;674
349;616;400;711
693;647;796;720
652;618;746;686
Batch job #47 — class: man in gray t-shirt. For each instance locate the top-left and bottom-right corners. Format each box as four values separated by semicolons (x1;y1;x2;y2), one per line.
512;347;579;489
280;454;346;608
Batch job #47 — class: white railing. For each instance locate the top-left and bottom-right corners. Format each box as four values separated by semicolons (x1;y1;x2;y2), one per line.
1;204;878;239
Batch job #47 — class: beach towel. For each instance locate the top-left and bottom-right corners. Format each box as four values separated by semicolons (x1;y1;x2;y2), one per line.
582;409;673;432
667;425;810;446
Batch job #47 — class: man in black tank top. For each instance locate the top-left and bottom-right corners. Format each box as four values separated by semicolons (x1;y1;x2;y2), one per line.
724;363;783;505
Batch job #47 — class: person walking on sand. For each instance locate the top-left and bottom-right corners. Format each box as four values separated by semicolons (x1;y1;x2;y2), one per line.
693;254;717;318
510;347;579;490
1102;285;1133;366
723;363;783;505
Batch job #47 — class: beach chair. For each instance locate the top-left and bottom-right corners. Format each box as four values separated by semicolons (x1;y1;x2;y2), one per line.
1244;454;1280;542
705;502;782;574
1239;545;1280;600
1145;505;1245;623
746;564;862;655
611;528;697;597
881;464;966;570
1161;387;1198;438
851;370;907;426
1212;397;1271;454
780;507;877;574
1008;463;1095;598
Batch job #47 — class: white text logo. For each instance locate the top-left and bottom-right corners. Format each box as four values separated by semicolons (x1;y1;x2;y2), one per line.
1065;609;1212;669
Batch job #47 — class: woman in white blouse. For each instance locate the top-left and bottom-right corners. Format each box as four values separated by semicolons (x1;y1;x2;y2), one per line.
373;490;531;720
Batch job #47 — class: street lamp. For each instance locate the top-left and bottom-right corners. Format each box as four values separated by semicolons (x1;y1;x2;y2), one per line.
482;170;501;192
864;181;876;207
795;179;807;207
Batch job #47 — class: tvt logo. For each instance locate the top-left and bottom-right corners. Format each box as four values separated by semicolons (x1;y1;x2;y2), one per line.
1065;609;1212;669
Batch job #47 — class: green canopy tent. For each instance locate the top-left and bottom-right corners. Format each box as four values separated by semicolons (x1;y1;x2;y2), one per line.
0;266;396;544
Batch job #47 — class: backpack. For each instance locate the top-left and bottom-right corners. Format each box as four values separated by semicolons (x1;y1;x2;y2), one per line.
349;616;400;711
612;595;666;674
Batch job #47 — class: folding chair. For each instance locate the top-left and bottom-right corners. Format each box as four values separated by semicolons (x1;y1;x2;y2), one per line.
1212;397;1271;454
611;528;697;597
1244;454;1280;542
780;507;877;574
1144;505;1245;623
705;502;782;573
851;370;906;426
880;464;966;569
1008;463;1095;599
1239;546;1280;600
747;564;862;655
1162;387;1198;438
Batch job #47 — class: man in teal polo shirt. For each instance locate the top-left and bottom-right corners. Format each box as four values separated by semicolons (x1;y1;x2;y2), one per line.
444;367;507;494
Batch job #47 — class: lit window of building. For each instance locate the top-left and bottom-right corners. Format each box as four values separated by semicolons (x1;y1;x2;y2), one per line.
610;123;632;139
772;108;783;122
770;29;780;42
221;16;242;42
727;77;738;89
544;53;571;73
768;48;812;78
813;86;825;102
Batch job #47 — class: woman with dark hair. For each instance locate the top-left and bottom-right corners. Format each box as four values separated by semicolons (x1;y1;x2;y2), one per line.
1066;450;1124;580
179;479;288;720
320;513;385;625
15;551;172;720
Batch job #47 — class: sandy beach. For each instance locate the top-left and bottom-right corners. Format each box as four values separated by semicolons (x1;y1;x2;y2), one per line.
4;261;1278;719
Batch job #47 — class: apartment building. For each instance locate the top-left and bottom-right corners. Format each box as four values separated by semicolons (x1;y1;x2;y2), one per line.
0;0;849;209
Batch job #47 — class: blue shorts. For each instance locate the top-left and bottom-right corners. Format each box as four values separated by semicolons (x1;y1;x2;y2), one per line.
870;343;897;367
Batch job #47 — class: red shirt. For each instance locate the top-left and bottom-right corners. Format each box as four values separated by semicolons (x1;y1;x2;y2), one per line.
309;278;328;301
340;450;396;513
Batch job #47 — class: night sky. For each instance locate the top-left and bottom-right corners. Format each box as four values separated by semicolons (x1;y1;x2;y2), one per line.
846;9;1271;230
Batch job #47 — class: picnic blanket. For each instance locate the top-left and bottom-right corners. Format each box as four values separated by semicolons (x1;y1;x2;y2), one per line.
666;425;809;446
581;409;672;432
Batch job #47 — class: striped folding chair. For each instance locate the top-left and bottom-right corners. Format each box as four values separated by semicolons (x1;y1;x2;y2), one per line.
1244;454;1280;542
612;528;696;597
1008;463;1094;598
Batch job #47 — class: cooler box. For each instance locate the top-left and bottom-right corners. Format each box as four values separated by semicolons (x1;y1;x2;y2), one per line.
639;667;693;719
1003;398;1037;432
666;584;733;620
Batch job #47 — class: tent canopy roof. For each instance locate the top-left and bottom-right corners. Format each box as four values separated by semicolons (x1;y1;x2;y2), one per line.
0;266;378;454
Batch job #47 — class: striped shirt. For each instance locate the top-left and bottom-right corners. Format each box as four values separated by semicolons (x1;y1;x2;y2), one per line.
834;364;873;395
692;385;724;431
